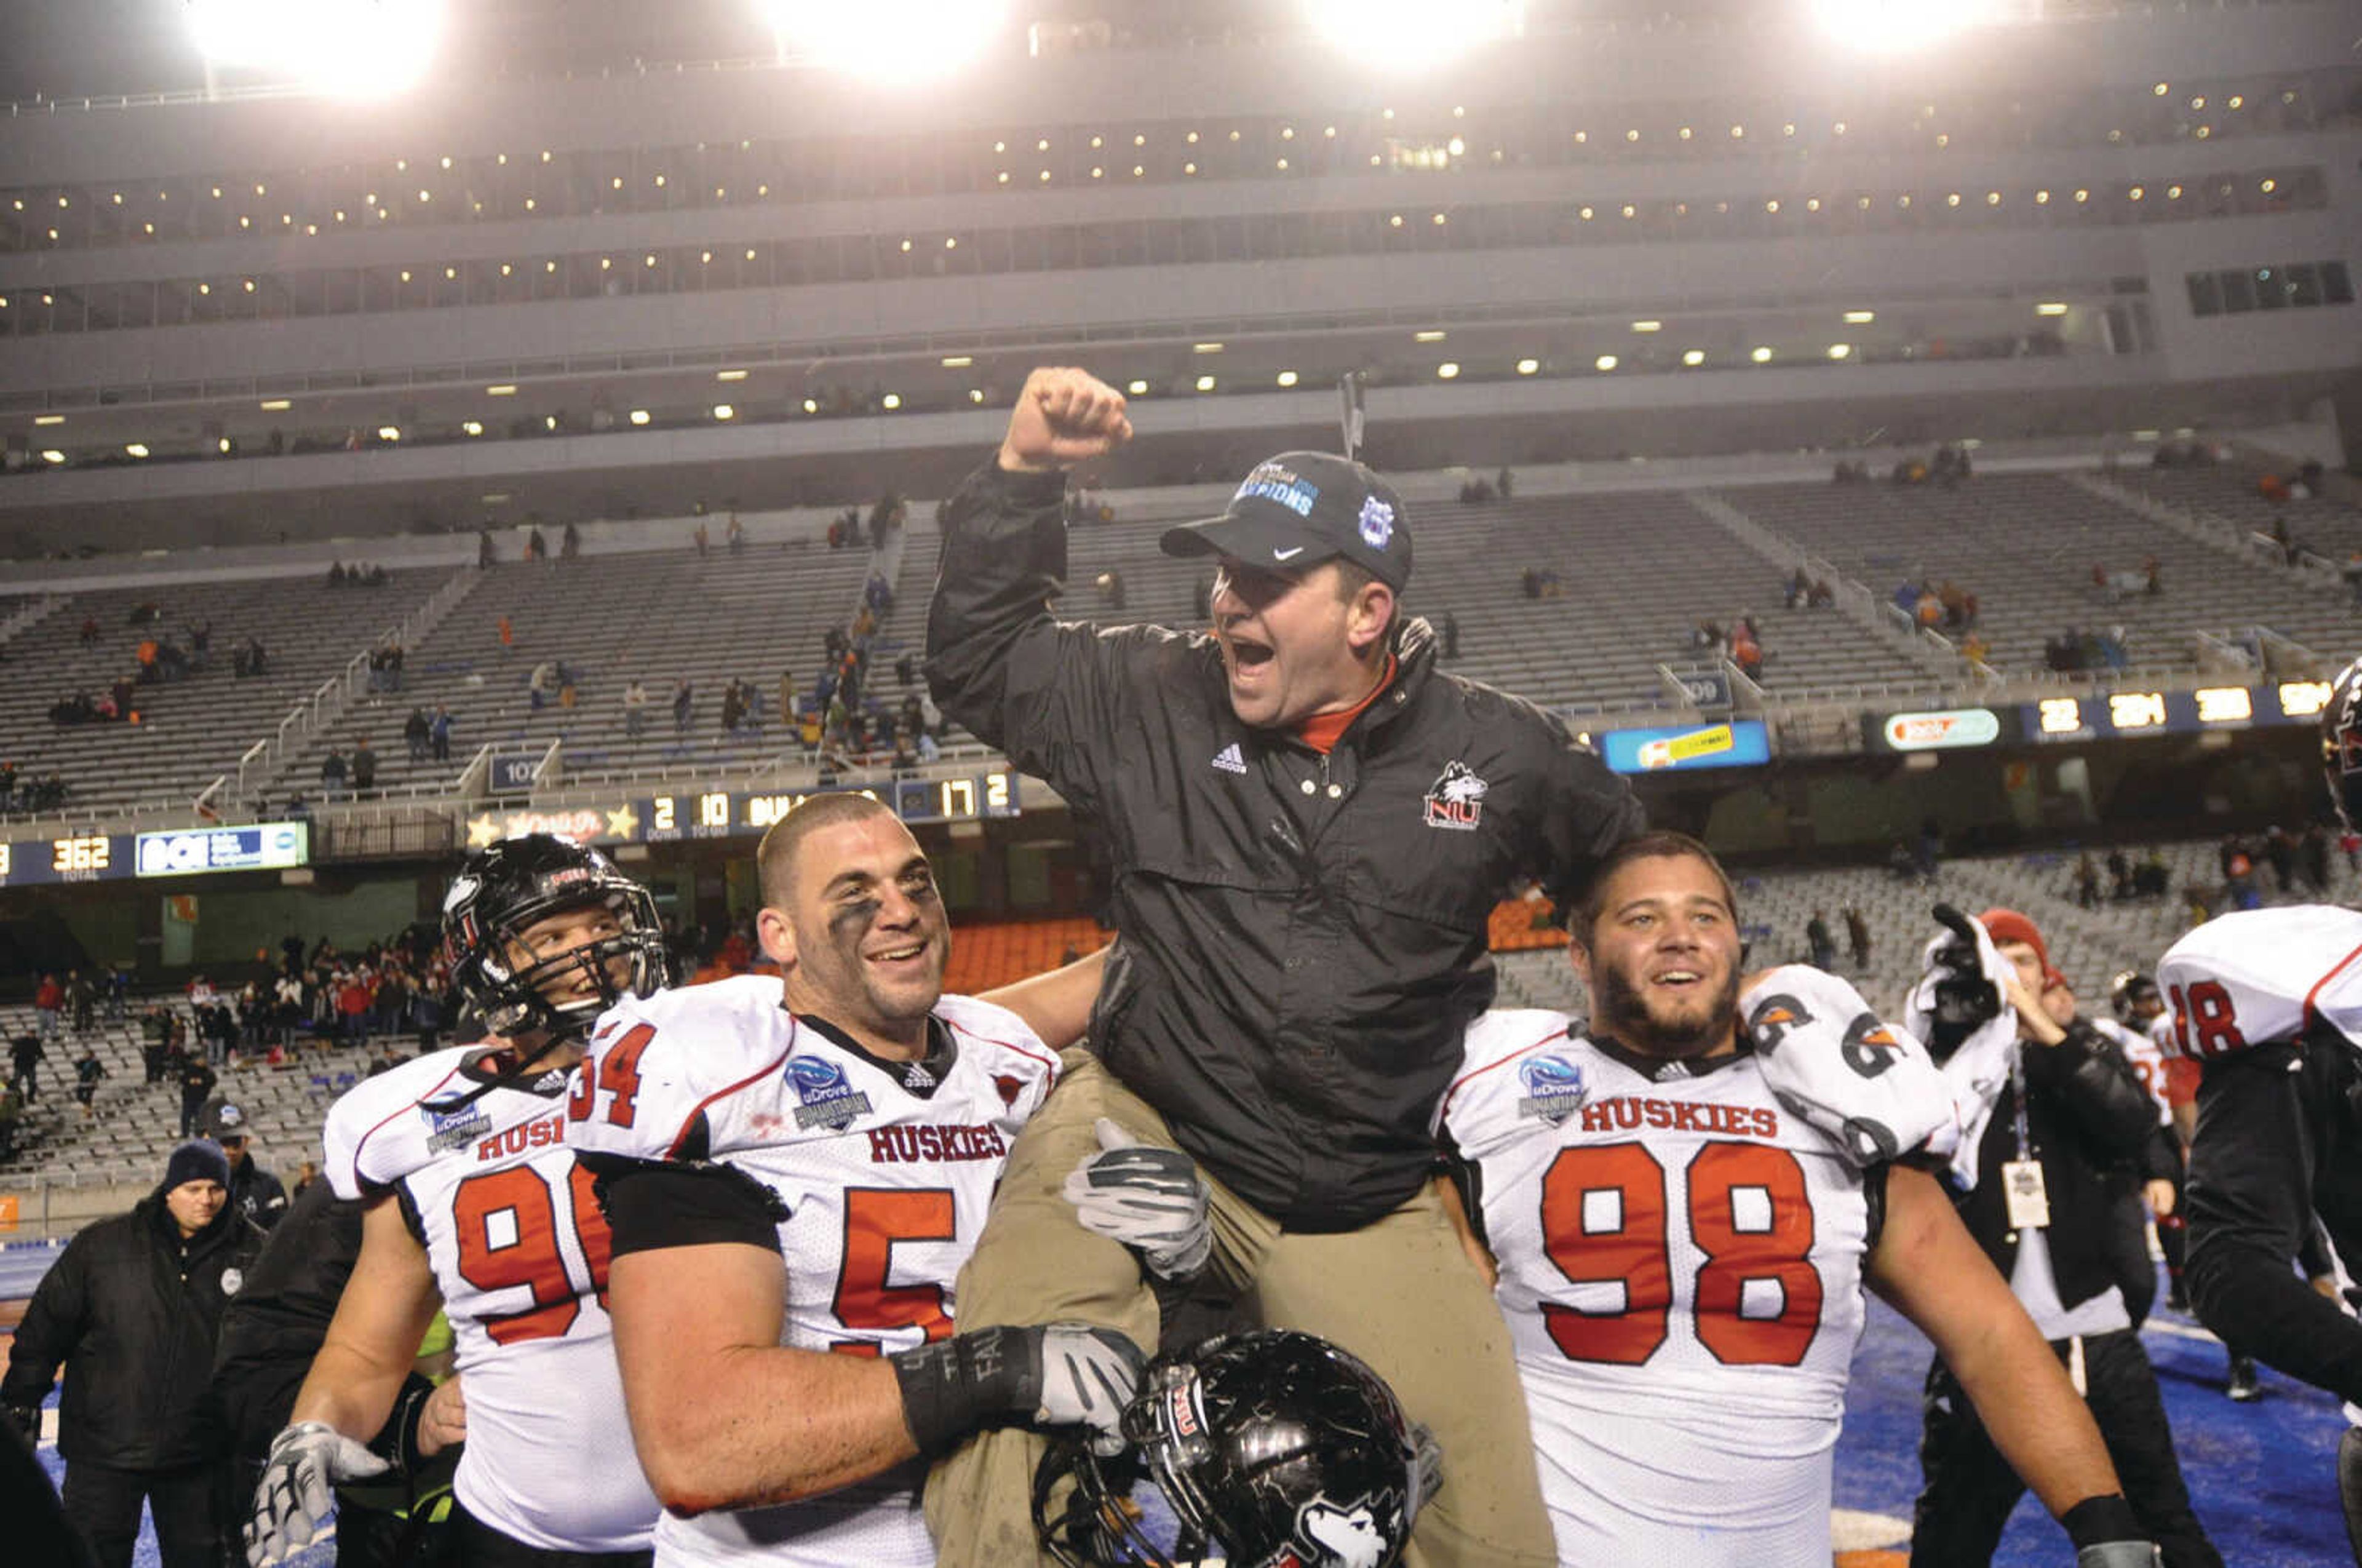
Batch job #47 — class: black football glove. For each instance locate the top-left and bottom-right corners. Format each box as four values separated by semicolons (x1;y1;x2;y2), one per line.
4;1403;39;1443
1923;903;2002;1058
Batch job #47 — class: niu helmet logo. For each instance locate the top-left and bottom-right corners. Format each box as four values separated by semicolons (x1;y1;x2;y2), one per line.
1422;761;1488;831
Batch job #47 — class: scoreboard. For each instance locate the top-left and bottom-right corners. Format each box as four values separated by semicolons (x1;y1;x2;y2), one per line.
641;773;1017;842
0;833;127;887
0;821;311;887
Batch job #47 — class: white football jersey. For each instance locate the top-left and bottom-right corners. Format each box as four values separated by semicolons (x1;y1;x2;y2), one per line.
2090;1018;2172;1127
2158;906;2362;1061
1438;1012;1874;1566
324;1046;657;1554
565;975;1059;1568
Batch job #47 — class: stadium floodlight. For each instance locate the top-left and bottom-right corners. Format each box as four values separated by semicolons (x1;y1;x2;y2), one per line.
1304;0;1523;71
758;1;1011;80
185;0;445;96
1811;0;2003;52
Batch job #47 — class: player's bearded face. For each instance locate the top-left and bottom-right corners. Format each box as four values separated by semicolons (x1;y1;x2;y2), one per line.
789;816;949;1033
1578;854;1742;1059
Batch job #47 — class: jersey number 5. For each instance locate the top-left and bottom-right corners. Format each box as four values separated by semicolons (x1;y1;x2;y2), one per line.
829;1188;957;1355
450;1162;615;1345
1539;1140;1823;1368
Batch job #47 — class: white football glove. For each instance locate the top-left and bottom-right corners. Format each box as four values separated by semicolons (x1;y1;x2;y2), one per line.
1032;1322;1147;1455
245;1420;389;1567
1060;1118;1212;1279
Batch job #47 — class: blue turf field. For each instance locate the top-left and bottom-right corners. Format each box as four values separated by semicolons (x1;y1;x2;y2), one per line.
18;1261;2352;1566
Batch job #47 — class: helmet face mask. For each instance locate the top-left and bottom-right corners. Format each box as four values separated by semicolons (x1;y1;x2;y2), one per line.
1035;1329;1428;1568
2108;969;2161;1024
443;835;673;1043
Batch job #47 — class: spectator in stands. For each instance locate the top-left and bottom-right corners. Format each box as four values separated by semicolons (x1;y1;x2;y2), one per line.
232;637;266;679
526;524;547;562
327;561;346;589
34;972;63;1040
624;679;650;736
2302;822;2333;894
720;680;745;733
2262;826;2298;894
671;679;694;735
290;1160;320;1198
727;512;746;554
1961;632;1991;667
403;707;431;762
177;1053;217;1139
529;659;557;712
1808;578;1835;608
561;520;581;559
2075;853;2103;908
337;972;373;1046
68;971;95;1035
1805;909;1837;971
10;1029;45;1102
1784;567;1811;610
319;747;348;797
694;520;710;557
0;1080;18;1163
350;738;376;794
1731;624;1765;683
498;614;514;654
79;614;102;647
72;1046;107;1119
431;706;453;763
1844;904;1871;971
3;1139;263;1568
1441;609;1460;660
478;528;498;568
202;1100;287;1233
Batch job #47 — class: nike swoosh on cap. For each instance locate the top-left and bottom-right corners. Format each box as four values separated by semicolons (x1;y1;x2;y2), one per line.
1272;546;1305;561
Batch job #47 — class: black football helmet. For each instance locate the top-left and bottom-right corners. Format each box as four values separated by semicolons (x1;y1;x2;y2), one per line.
1034;1329;1434;1568
442;834;671;1043
2109;969;2162;1024
2326;658;2362;833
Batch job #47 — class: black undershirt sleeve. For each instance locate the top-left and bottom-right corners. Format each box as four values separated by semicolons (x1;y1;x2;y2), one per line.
578;1152;787;1258
2185;1041;2362;1404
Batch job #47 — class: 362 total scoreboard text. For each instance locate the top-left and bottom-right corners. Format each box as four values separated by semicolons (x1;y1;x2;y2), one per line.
0;821;311;888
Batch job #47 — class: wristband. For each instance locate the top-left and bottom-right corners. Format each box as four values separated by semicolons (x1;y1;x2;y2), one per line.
2061;1494;2144;1550
890;1326;1030;1457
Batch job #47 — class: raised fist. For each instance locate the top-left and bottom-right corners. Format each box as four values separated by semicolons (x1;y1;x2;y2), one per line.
998;367;1133;474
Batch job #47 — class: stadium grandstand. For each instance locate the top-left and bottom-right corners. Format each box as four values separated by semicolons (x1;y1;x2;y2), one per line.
2;2;2359;1564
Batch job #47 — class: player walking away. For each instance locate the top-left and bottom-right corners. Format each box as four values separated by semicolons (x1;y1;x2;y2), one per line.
2169;655;2362;1553
925;365;1641;1568
565;794;1139;1568
1432;833;2160;1567
245;834;675;1568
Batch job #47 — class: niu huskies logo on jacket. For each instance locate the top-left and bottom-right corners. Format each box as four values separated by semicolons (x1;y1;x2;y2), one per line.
1423;761;1488;831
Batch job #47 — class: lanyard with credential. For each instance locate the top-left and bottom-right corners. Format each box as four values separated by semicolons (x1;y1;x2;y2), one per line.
2001;1043;2053;1230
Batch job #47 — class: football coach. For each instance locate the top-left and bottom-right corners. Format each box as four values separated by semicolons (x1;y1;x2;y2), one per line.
924;366;1644;1567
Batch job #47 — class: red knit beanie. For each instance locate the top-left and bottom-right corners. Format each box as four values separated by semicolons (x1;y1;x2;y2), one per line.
1977;907;2049;971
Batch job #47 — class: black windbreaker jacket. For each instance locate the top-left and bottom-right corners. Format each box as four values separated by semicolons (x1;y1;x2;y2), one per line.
2;1193;264;1470
928;460;1644;1229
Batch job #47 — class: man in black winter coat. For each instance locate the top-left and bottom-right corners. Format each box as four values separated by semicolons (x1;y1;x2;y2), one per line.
2;1141;266;1568
1912;908;2219;1567
176;1055;216;1140
201;1099;288;1233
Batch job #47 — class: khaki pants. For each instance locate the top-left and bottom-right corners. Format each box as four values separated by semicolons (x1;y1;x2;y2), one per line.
924;1051;1557;1568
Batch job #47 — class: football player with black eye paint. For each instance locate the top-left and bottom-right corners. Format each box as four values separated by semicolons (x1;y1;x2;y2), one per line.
565;792;1161;1568
245;834;677;1568
2168;656;2362;1556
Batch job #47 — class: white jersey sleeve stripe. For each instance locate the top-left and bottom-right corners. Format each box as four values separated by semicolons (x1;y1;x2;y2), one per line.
662;1041;798;1160
961;1027;1059;1077
1437;1021;1573;1131
2306;937;2362;1034
346;1065;465;1191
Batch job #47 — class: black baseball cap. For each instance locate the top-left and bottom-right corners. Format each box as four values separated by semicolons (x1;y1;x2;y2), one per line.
1159;452;1412;591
